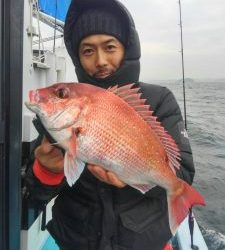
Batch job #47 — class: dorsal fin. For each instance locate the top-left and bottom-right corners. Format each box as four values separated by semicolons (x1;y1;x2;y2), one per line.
108;83;181;173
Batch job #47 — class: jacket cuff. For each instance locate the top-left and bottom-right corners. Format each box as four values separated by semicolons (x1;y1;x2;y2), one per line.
33;159;64;185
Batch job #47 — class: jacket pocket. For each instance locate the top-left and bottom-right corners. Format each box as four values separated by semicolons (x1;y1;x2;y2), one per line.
119;196;168;233
117;196;172;250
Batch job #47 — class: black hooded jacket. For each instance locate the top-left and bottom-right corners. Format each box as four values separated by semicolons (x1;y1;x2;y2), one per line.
25;0;195;249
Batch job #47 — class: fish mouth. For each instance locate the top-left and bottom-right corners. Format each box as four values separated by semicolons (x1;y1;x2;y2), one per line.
25;101;41;113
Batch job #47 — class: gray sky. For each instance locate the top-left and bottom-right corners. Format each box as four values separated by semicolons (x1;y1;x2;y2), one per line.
120;0;225;81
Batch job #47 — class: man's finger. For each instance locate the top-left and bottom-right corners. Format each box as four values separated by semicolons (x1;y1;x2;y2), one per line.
87;165;108;182
107;172;126;188
41;136;53;153
87;165;126;188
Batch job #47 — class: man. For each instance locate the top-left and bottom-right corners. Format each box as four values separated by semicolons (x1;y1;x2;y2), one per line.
25;0;195;249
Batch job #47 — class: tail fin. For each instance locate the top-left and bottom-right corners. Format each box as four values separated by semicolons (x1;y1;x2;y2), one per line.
167;180;205;235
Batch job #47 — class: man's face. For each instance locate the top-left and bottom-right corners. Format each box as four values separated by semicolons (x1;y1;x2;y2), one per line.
79;34;125;79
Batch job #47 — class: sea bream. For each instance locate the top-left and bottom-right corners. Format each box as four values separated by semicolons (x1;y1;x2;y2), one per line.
25;82;205;234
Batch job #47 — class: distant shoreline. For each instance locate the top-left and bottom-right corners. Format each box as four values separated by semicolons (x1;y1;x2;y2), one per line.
144;78;225;83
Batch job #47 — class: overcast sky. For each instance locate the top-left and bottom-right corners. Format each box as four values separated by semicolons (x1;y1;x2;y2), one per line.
119;0;225;81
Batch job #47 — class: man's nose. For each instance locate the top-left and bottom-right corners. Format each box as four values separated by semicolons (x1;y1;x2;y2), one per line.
96;50;108;67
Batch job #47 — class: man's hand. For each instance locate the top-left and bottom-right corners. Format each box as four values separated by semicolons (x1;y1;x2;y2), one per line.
35;137;126;187
87;164;126;188
34;136;64;173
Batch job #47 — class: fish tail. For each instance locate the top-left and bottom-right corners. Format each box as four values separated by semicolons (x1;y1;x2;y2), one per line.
167;180;205;235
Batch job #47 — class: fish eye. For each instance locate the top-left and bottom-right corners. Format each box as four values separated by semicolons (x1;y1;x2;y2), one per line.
55;88;69;99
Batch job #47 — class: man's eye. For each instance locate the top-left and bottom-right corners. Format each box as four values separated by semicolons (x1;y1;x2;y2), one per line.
82;49;93;56
106;45;116;51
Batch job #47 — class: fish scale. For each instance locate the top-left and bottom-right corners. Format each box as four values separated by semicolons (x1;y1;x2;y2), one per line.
79;120;145;180
75;94;167;185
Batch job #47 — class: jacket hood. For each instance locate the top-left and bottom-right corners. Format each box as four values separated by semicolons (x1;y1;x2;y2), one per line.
64;0;141;88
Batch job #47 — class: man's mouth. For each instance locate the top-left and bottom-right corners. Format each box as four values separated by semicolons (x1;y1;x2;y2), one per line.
93;70;113;79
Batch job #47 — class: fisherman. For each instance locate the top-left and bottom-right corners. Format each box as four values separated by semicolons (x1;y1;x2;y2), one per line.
25;0;195;249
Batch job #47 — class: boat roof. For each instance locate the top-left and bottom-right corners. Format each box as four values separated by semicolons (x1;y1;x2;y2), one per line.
38;0;71;22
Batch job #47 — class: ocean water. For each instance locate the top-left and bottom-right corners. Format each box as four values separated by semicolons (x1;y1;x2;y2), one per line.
153;80;225;249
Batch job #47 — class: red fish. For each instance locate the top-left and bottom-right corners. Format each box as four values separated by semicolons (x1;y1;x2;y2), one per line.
25;82;205;234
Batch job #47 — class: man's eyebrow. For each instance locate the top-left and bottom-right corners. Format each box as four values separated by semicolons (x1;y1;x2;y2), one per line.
79;43;94;48
80;38;118;48
103;38;117;44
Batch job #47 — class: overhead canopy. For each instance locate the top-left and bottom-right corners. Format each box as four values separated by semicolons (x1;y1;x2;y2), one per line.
38;0;71;22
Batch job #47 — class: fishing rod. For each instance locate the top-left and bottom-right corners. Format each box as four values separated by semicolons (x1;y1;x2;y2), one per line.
178;1;199;250
178;0;187;130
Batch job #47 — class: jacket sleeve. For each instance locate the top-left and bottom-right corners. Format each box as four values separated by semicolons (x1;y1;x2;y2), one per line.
24;134;67;206
158;87;195;181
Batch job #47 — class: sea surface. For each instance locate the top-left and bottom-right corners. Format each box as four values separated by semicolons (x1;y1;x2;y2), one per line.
152;80;225;249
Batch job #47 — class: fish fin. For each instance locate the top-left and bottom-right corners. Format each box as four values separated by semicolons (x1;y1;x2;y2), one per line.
64;153;86;186
108;83;136;94
109;83;181;174
130;183;156;194
64;128;85;186
167;180;205;235
107;85;118;92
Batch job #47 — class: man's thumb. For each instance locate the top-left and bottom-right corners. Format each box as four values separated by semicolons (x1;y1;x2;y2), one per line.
41;137;53;153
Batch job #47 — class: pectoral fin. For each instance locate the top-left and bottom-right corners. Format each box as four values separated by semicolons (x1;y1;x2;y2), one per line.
64;153;85;186
64;128;85;186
